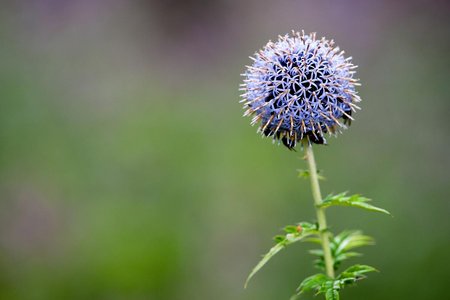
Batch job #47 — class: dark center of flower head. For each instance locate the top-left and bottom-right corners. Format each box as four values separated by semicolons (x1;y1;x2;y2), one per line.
241;31;361;150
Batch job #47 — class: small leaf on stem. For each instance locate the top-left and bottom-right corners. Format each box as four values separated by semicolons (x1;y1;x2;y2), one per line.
245;222;318;288
297;273;330;294
338;264;378;281
319;192;391;215
311;230;374;271
297;169;326;180
325;288;340;300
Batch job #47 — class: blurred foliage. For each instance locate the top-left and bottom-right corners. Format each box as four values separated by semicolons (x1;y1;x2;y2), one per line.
0;1;449;299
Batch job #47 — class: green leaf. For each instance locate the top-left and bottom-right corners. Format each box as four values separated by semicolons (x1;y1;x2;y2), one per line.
331;231;374;270
273;235;285;243
297;266;377;299
245;223;318;288
304;237;322;244
335;251;362;262
332;231;374;254
338;264;378;281
298;222;318;231
319;192;391;215
298;169;326;180
298;169;310;179
297;276;341;300
309;249;323;257
313;258;325;271
297;273;330;294
311;231;374;271
284;225;299;233
325;288;340;300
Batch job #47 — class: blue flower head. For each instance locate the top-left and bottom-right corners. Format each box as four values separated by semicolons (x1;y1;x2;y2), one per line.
240;31;361;150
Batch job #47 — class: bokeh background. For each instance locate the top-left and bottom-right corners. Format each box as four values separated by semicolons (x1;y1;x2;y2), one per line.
1;1;449;299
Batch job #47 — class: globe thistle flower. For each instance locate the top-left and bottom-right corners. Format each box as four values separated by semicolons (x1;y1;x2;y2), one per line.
240;30;361;150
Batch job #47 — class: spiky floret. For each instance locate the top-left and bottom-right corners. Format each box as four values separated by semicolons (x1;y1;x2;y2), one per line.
240;30;361;150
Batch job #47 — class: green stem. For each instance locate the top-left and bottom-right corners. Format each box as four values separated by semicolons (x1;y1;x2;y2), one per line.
304;141;335;278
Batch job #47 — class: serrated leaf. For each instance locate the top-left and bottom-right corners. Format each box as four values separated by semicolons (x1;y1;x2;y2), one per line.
319;192;391;215
297;273;330;294
297;276;343;300
311;231;374;271
300;266;377;299
338;264;378;280
325;288;340;300
245;223;319;288
333;231;374;254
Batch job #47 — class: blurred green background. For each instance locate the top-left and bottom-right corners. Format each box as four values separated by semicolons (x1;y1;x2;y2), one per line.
0;1;449;299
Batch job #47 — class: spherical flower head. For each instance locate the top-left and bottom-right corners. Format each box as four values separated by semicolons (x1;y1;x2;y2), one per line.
240;31;361;150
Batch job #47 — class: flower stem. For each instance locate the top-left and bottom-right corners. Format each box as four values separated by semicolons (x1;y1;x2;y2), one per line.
304;142;335;278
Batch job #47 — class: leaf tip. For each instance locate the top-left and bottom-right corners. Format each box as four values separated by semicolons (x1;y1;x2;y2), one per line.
243;280;249;289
